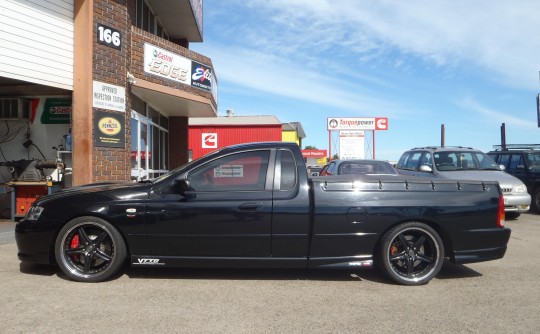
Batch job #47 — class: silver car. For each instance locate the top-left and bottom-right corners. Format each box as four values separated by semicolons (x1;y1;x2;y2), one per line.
396;146;531;219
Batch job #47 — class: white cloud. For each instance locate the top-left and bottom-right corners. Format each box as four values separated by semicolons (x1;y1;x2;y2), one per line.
203;45;405;116
456;97;537;129
240;0;540;90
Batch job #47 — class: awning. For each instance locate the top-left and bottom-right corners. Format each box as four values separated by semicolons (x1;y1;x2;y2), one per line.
130;76;216;118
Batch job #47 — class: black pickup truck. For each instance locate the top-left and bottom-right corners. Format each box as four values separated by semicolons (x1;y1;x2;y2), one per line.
16;142;510;285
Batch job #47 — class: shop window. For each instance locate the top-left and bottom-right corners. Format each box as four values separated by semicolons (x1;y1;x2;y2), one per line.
135;0;169;40
130;98;169;181
148;106;159;124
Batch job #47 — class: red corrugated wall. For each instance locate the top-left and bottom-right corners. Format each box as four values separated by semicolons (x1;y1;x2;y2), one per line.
188;125;282;159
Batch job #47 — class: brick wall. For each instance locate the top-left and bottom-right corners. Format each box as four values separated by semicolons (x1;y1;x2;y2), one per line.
88;0;217;182
92;0;131;182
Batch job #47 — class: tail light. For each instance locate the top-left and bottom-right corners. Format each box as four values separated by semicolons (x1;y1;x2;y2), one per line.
497;195;505;228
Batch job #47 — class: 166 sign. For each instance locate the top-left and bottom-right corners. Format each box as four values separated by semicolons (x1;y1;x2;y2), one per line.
97;24;121;50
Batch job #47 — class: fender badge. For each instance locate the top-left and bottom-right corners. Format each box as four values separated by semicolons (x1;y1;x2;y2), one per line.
126;208;136;217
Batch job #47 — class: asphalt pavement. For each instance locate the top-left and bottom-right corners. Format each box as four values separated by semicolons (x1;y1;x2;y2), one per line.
0;219;14;245
0;215;539;333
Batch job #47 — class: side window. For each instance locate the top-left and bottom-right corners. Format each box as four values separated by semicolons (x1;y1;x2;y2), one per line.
396;152;410;169
327;162;337;175
187;150;270;191
419;153;432;168
405;152;423;170
508;154;523;171
497;154;510;169
279;150;297;190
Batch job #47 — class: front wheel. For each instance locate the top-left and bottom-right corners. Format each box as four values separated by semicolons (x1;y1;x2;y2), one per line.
377;222;444;286
55;216;126;282
531;188;540;213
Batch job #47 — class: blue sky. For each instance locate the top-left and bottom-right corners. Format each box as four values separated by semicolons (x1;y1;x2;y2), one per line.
191;0;540;161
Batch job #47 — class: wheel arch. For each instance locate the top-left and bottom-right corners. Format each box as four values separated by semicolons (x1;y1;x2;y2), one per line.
49;213;132;265
374;218;454;261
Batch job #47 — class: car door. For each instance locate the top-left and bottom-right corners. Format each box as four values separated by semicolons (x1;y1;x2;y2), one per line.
145;149;274;257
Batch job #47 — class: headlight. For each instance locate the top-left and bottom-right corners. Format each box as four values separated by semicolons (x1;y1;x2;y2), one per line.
24;206;44;221
513;184;527;193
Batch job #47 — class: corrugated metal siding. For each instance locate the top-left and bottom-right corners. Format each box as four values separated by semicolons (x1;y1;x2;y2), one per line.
282;130;299;145
189;125;282;159
0;0;74;89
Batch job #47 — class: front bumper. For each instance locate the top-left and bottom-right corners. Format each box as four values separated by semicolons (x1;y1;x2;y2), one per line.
503;193;531;212
15;220;56;265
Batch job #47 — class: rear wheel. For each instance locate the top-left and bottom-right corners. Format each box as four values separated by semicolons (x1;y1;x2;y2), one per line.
55;216;126;282
377;222;444;286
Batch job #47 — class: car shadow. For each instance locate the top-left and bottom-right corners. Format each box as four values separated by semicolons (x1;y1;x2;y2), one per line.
19;262;58;277
17;260;483;283
125;266;389;284
436;261;483;280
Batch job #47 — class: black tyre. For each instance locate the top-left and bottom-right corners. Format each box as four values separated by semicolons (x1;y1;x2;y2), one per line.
505;212;521;220
55;216;126;282
377;222;444;286
532;188;540;213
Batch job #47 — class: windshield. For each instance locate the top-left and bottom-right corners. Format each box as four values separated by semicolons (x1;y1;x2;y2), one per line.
525;152;540;172
434;151;499;171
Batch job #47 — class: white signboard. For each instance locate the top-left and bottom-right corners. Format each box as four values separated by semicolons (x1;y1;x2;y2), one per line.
339;131;365;159
214;165;243;177
202;133;217;148
92;81;126;112
144;43;192;85
327;117;388;131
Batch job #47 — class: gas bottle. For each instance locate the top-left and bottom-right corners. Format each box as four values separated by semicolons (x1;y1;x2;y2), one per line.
65;129;72;151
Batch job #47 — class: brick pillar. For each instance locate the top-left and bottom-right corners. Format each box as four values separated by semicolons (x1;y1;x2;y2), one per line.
169;117;189;168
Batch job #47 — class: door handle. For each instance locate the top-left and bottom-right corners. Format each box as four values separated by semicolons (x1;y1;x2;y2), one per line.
238;202;261;211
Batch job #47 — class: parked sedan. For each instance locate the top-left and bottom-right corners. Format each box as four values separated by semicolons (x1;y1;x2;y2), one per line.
320;159;398;176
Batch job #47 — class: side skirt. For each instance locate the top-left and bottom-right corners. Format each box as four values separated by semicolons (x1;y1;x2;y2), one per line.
130;255;374;270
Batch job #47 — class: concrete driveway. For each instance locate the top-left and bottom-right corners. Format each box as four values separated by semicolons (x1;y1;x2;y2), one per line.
0;215;539;333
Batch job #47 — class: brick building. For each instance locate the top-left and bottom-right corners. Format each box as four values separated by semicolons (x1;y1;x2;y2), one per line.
0;0;217;192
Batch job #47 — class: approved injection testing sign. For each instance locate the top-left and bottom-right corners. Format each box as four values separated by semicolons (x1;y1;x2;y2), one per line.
93;81;126;112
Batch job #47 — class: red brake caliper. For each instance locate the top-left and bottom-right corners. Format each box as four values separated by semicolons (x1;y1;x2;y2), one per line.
70;234;80;261
390;245;398;256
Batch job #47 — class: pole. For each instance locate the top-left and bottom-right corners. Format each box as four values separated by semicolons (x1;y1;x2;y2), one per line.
328;130;332;161
501;123;506;150
441;124;445;147
372;130;376;159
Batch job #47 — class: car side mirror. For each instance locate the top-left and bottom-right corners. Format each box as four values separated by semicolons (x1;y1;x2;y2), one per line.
419;165;433;173
173;179;195;198
499;164;506;171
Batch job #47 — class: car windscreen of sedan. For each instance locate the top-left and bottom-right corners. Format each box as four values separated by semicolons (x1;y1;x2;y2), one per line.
338;161;398;175
433;151;499;171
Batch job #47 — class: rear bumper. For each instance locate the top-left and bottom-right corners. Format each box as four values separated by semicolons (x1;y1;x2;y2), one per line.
452;227;511;264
